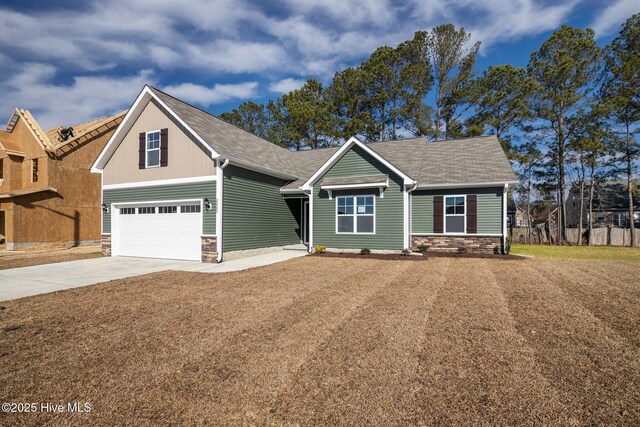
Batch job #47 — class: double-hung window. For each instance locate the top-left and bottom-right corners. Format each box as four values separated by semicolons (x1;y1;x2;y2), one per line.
445;196;465;233
146;131;161;168
336;195;375;234
612;212;627;227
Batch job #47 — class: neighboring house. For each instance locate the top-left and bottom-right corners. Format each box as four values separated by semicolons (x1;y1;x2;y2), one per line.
567;180;640;228
0;108;125;249
91;85;517;262
507;203;532;227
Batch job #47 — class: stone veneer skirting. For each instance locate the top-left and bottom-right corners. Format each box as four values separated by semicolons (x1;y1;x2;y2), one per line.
101;234;111;256
201;236;218;263
412;235;502;254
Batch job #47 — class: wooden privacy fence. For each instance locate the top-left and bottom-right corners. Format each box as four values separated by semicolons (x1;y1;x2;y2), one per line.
511;226;640;247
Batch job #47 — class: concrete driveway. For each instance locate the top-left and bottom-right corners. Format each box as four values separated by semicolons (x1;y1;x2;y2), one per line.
0;257;196;302
0;250;308;302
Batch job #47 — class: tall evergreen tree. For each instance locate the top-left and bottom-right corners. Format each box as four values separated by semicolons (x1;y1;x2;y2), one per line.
466;65;533;157
328;38;432;142
414;24;480;140
269;79;338;150
219;101;272;141
527;25;601;243
601;13;640;246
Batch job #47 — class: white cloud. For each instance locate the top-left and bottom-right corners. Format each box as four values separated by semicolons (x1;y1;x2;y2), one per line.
0;0;616;128
410;0;580;51
0;64;155;129
591;0;637;36
268;78;306;93
162;82;259;106
182;40;288;73
280;0;395;26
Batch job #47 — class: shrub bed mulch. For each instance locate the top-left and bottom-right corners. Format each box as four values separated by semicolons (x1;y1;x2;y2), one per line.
311;252;426;261
311;251;524;261
425;251;524;260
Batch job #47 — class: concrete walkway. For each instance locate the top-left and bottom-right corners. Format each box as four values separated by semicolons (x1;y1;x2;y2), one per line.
175;250;307;273
0;250;307;302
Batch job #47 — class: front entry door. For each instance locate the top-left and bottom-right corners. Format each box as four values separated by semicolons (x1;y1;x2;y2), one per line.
303;201;309;245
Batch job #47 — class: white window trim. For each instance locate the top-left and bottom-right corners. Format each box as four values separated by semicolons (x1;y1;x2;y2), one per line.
335;195;376;235
145;129;161;168
443;194;467;235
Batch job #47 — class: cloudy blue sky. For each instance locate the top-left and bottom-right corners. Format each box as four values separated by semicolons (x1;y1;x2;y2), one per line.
0;0;636;129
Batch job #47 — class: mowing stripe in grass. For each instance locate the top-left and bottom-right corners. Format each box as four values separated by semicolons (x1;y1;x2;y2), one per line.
412;259;571;426
531;259;640;348
268;259;450;426
491;261;640;425
155;258;415;424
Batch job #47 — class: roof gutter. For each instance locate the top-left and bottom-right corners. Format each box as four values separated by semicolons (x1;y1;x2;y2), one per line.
226;157;298;181
415;180;519;190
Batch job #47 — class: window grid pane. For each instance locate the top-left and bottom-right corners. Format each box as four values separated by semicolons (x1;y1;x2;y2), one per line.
445;196;465;233
147;132;160;149
180;205;201;213
357;215;374;233
338;216;354;233
138;207;156;214
159;206;177;214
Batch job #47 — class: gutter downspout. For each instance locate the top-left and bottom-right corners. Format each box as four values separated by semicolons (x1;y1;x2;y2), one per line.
502;183;509;254
216;158;230;263
303;187;313;252
406;183;418;249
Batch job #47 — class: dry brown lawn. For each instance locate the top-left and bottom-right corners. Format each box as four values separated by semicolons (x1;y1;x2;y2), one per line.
1;256;638;426
0;249;102;270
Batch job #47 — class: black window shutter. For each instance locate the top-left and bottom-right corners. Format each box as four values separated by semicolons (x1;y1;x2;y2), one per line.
160;128;168;167
467;194;477;234
434;196;443;233
138;132;146;169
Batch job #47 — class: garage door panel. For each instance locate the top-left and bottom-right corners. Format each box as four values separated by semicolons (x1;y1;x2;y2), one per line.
114;204;202;261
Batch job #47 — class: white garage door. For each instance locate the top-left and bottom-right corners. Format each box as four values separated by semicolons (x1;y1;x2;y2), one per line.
113;202;202;261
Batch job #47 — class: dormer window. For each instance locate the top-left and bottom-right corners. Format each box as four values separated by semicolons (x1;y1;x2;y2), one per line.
146;131;161;168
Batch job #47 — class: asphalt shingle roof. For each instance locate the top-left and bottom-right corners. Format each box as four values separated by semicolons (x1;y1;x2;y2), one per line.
149;86;516;190
321;174;389;186
149;86;296;178
369;136;517;186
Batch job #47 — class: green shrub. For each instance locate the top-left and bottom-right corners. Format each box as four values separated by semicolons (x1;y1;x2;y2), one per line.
417;243;430;253
360;248;371;255
314;245;326;254
457;246;468;254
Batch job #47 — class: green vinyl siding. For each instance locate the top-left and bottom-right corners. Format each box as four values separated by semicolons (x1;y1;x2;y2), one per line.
222;165;300;252
411;187;503;235
313;145;405;250
103;181;216;234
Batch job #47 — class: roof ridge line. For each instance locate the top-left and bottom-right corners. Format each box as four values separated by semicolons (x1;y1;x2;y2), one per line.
147;85;293;156
51;110;127;149
18;109;53;150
